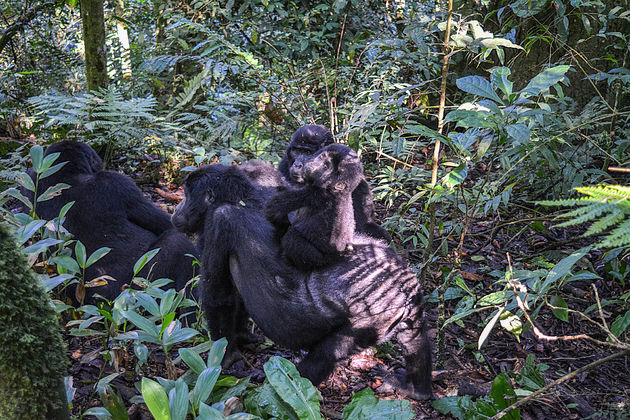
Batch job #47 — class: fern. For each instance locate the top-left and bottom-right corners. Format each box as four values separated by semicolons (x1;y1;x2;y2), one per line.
538;185;630;248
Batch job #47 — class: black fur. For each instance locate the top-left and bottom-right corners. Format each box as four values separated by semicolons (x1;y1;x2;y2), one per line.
278;125;391;242
29;141;198;303
172;163;432;400
266;144;362;270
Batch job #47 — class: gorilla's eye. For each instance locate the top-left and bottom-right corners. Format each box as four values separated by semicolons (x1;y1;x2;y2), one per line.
205;190;215;203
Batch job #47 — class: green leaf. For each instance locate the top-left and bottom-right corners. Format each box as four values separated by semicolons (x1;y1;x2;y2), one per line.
500;310;523;340
193;366;221;409
169;378;189;420
207;337;228;368
16;219;47;245
180;347;207;375
550;296;569;322
37;183;70;202
14;172;35;192
505;124;530;144
480;38;524;50
342;387;414;420
134;343;149;365
432;396;468;419
541;247;590;293
40;161;67;179
521;65;570;97
23;238;63;255
3;187;33;210
49;255;80;274
443;163;468;188
134;248;161;276
83;407;113;420
611;310;630;337
75;241;87;268
30;145;44;173
490;67;513;97
124;310;160;337
244;382;299;420
456;76;504;104
490;373;518;416
86;247;111;268
136;293;161;317
264;356;323;420
197;403;225;419
141;378;171;420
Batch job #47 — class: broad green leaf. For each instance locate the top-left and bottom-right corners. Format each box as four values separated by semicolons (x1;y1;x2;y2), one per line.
134;343;149;365
40;151;62;173
443;163;468;189
505;124;530;144
30;145;44;173
100;385;128;420
456;76;503;104
141;378;171;420
478;291;510;306
86;247;111;268
3;187;33;210
14;172;35;192
197;403;225;419
432;396;469;419
479;308;503;349
490;373;518;416
490;67;513;97
40;161;67;179
541;247;590;293
244;382;299;420
49;255;80;274
123;310;160;337
75;241;87;268
207;337;228;368
42;274;73;292
264;357;323;420
169;378;189;420
193;367;221;409
134;248;161;276
550;296;569;322
611;310;630;337
83;407;113;420
521;65;570;97
179;347;207;374
444;109;495;128
499;310;523;340
342;387;414;420
162;324;199;347
37;183;70;202
136;293;161;318
23;238;62;255
16;219;47;245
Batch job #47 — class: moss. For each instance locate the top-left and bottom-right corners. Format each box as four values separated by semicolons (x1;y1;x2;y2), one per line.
0;223;69;420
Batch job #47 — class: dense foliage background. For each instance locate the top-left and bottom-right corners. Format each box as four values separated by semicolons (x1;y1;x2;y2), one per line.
0;0;629;418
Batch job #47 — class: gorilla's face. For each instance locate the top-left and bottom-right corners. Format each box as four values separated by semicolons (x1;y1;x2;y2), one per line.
291;144;363;193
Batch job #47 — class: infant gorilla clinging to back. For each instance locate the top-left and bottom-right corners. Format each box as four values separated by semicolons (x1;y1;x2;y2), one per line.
265;143;364;270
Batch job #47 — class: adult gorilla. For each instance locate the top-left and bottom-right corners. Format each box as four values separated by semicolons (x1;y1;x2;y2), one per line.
29;141;198;303
278;125;391;242
171;164;432;400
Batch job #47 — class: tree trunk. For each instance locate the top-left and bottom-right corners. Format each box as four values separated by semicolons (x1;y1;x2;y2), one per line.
115;0;132;78
80;0;108;91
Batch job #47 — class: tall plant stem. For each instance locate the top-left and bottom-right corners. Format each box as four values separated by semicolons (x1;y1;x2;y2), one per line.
426;0;454;370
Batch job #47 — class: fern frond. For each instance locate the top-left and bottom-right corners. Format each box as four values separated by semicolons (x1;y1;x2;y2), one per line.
540;184;630;249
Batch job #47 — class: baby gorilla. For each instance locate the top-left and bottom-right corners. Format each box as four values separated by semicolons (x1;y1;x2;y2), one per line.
266;144;362;270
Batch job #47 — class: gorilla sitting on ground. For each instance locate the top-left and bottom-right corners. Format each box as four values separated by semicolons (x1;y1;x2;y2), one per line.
29;141;198;303
278;125;391;242
171;163;432;400
266;144;363;270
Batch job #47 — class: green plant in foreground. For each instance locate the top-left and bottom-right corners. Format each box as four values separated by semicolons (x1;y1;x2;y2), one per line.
0;223;69;420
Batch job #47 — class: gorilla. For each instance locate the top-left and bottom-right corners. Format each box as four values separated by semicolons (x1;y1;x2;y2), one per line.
171;163;432;400
266;144;364;270
278;125;391;242
28;141;198;303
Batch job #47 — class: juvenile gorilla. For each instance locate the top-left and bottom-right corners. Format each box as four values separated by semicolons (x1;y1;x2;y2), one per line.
30;141;198;303
278;125;391;242
266;144;362;270
171;164;433;400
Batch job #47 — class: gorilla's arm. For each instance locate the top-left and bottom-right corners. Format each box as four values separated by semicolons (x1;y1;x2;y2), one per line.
104;173;173;234
264;187;318;227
